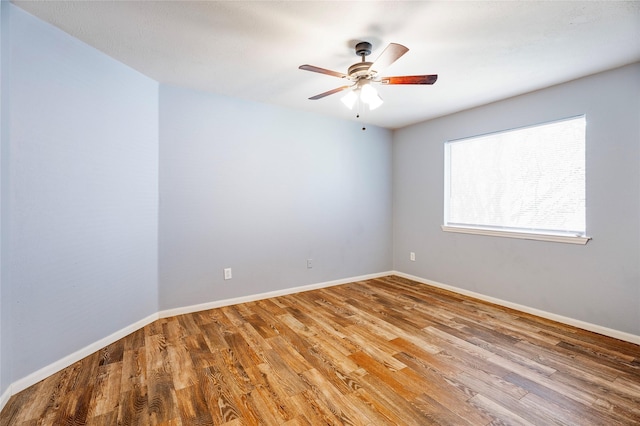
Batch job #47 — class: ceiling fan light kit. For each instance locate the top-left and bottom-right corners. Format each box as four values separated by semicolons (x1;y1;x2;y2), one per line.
299;41;437;114
340;80;384;111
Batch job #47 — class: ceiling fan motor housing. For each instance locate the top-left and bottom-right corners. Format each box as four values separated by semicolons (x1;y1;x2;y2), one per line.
348;62;374;79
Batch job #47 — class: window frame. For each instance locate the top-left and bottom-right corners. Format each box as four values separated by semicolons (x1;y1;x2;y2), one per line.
442;116;590;245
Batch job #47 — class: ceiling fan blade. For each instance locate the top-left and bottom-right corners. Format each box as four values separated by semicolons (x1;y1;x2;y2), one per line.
379;75;438;85
308;85;351;100
369;43;409;73
299;64;348;79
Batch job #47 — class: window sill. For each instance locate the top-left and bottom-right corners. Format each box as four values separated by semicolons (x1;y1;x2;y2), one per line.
441;225;591;245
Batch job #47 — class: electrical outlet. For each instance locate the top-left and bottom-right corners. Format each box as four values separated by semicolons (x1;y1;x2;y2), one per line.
224;268;232;280
307;259;313;269
410;252;416;261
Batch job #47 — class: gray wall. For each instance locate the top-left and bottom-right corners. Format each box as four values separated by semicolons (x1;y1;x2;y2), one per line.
158;85;393;310
5;5;159;382
393;63;640;335
0;0;8;399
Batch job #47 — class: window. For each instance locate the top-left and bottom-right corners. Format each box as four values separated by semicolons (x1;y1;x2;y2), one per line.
443;115;589;244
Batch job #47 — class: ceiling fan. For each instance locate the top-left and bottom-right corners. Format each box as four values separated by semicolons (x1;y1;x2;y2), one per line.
299;41;437;111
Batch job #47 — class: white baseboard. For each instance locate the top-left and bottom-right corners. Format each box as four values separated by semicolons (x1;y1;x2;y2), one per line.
158;271;392;319
0;385;11;414
6;271;393;403
10;312;159;396
393;271;640;345
5;268;636;413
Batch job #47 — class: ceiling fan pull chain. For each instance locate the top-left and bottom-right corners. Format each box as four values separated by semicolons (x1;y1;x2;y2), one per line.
356;101;367;131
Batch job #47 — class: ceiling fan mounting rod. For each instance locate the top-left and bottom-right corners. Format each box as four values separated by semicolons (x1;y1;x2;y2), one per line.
348;41;375;80
355;41;372;61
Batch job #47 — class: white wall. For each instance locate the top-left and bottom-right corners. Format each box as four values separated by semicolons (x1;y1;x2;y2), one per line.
6;5;159;382
158;85;393;309
393;63;640;336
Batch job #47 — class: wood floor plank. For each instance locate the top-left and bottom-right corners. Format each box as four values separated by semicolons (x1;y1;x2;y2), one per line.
505;372;614;424
198;365;242;424
99;339;125;366
264;334;311;376
121;347;147;394
351;369;432;426
392;350;475;408
468;393;536;426
116;385;149;426
2;275;639;425
298;367;371;425
258;348;309;395
412;392;477;426
175;385;214;425
287;391;342;426
183;333;216;371
88;362;123;419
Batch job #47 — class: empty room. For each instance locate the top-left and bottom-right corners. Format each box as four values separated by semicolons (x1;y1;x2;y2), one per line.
1;1;639;424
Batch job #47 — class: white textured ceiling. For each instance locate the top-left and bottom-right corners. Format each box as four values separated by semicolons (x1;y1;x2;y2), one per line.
12;0;640;129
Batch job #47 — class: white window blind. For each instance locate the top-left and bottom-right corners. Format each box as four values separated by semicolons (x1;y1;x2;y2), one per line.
444;116;588;243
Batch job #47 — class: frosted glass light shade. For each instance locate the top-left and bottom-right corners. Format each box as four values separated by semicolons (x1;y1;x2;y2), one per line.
360;84;383;110
341;90;358;109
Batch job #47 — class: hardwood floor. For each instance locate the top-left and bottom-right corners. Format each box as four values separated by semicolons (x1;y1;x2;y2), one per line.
2;275;639;425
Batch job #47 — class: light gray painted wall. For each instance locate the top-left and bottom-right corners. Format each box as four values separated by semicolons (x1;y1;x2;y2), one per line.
7;5;159;381
393;63;640;335
0;0;8;399
158;84;393;309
